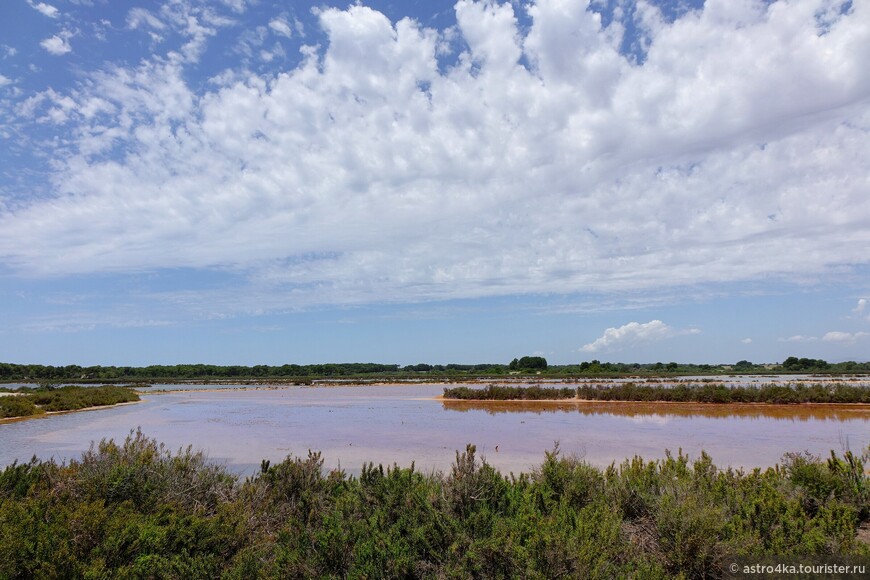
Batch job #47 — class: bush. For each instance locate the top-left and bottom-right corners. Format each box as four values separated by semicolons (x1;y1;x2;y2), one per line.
0;435;867;578
0;396;43;418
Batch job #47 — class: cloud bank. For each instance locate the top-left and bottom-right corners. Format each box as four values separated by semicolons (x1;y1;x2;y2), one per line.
1;0;868;313
821;331;869;343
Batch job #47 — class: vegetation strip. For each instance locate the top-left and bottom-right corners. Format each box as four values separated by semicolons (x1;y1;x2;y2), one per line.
1;354;867;383
0;431;867;578
0;386;140;419
444;383;870;404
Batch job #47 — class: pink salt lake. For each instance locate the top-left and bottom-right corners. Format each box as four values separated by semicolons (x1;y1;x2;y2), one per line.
1;381;867;475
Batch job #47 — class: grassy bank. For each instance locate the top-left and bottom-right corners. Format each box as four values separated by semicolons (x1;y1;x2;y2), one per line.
0;386;140;419
444;383;870;404
0;432;867;578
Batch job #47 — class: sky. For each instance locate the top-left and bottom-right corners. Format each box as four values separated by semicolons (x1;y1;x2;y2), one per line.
0;0;868;367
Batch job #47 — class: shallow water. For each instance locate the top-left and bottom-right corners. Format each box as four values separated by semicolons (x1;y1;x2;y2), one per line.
1;384;867;475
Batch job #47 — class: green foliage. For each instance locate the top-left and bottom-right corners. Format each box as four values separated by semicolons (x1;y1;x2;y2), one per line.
509;356;548;371
0;434;867;578
444;382;870;404
3;356;870;383
781;356;830;371
0;396;44;418
0;386;139;419
28;385;140;412
445;384;577;400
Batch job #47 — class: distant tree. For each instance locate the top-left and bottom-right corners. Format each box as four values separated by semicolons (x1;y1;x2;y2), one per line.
581;360;602;373
782;357;829;371
514;356;548;371
735;360;753;371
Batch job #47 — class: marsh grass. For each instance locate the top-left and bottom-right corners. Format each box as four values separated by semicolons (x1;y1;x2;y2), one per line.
444;383;870;404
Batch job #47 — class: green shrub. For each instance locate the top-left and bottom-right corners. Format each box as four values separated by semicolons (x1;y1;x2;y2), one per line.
0;434;867;578
0;396;43;418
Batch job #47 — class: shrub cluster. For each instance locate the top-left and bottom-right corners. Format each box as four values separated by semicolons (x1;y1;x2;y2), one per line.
445;384;577;400
444;383;870;404
0;386;139;419
0;431;867;578
0;396;43;418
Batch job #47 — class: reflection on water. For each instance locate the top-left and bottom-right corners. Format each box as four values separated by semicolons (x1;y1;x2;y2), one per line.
0;384;867;476
441;400;870;421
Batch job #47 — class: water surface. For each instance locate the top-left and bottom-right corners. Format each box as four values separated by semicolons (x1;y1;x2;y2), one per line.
1;384;867;475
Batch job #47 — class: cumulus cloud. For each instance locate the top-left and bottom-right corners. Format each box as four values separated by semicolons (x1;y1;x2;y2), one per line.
580;320;699;353
821;331;870;343
1;0;870;314
854;298;867;314
0;74;12;87
40;31;72;55
28;1;59;18
268;18;293;38
741;338;753;344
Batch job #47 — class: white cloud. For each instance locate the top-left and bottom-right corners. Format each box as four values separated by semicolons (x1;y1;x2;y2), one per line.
2;45;18;59
127;7;166;32
854;298;867;314
821;331;870;343
268;18;293;38
40;32;72;55
1;0;870;314
23;314;174;333
0;74;12;87
28;1;59;18
127;2;229;63
580;320;699;353
220;0;249;13
741;338;753;344
779;335;818;342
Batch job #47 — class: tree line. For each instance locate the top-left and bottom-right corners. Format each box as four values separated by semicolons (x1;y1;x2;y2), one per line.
1;356;868;383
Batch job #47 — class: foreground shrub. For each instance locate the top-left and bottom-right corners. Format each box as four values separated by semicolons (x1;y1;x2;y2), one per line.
0;433;867;579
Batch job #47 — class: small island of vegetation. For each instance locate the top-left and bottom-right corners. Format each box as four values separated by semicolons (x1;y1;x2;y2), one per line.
0;385;140;419
443;383;870;404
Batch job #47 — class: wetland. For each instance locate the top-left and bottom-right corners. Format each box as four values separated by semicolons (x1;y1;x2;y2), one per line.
1;378;868;476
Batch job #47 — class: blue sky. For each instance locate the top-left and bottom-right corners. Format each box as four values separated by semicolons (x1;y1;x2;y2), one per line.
1;0;868;366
